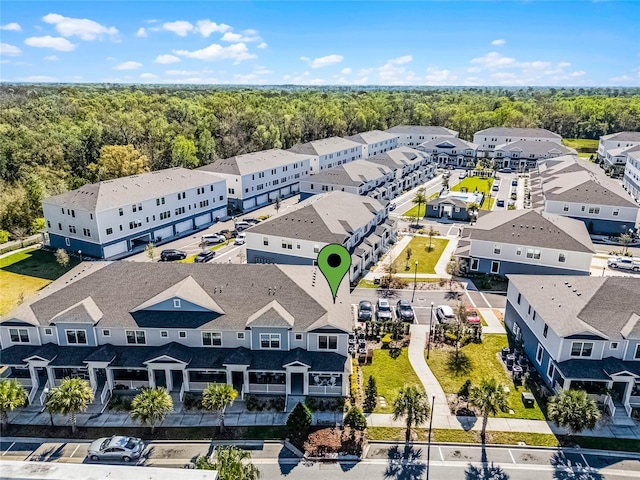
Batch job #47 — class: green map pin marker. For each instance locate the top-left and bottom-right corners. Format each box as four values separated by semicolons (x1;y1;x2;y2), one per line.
317;243;351;303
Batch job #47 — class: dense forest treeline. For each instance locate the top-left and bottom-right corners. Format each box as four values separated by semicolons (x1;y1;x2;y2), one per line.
1;85;639;237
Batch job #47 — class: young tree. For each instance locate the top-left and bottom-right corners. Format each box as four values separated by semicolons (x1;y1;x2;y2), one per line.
286;402;312;440
55;248;70;269
145;242;155;261
10;226;28;248
426;225;439;251
618;233;632;254
405;247;413;270
468;378;510;444
547;389;600;436
130;387;173;434
441;175;450;190
392;385;431;443
0;379;27;427
202;383;238;433
274;196;281;213
46;377;94;434
237;250;246;264
343;406;367;431
452;302;469;359
411;187;427;226
446;258;463;291
196;446;261;480
363;375;378;413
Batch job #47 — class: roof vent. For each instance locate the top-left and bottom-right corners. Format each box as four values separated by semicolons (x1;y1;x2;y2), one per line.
558;304;562;307
576;293;581;296
572;289;577;292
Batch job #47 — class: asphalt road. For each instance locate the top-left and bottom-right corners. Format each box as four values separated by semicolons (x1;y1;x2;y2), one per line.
2;439;639;479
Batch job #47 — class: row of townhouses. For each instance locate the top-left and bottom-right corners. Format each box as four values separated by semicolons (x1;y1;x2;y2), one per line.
597;131;640;176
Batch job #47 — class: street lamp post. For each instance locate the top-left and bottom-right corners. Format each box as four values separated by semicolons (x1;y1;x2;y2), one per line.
411;261;419;302
426;393;436;480
427;301;434;360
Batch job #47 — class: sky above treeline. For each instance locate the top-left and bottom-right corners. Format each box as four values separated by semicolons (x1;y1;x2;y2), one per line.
1;1;639;86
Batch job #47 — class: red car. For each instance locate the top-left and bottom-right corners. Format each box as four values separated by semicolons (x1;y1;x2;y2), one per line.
465;306;481;325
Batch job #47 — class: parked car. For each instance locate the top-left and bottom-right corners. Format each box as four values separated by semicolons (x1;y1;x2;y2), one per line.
194;250;215;263
87;436;145;462
218;229;235;238
242;217;262;224
234;233;247;245
358;300;373;321
446;165;455;170
389;202;397;211
442;171;451;178
201;234;226;244
511;179;518;187
160;249;187;261
500;168;513;173
607;257;640;271
235;221;251;231
492;183;500;192
376;298;393;320
436;305;456;324
396;299;415;322
496;199;505;207
465;306;481;325
458;171;467;179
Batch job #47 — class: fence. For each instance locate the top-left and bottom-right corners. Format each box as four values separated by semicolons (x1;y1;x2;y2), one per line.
0;235;42;256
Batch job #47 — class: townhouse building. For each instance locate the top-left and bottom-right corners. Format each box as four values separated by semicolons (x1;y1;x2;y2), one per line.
345;130;399;158
367;147;436;197
417;137;478;168
490;140;574;171
287;137;363;173
42;168;227;260
504;275;640;419
473;127;562;154
197;149;311;213
298;160;395;201
455;209;594;276
0;262;352;409
597;131;640;176
532;155;639;235
245;191;395;282
623;150;640;203
385;125;458;148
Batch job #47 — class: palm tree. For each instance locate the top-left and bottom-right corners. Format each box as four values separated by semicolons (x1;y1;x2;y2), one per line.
468;378;510;444
426;226;439;251
46;377;94;434
130;387;173;434
547;389;600;436
412;187;427;226
392;385;431;443
202;383;238;433
196;446;261;480
0;379;28;427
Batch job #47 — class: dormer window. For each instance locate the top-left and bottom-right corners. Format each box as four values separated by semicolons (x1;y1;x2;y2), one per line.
174;299;181;308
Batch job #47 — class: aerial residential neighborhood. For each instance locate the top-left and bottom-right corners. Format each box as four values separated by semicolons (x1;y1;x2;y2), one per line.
1;1;640;479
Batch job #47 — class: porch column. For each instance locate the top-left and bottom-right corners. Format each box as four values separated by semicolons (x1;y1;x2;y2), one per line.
303;372;309;396
148;368;156;388
45;367;55;387
183;370;190;392
285;372;291;395
106;368;114;391
165;368;173;392
342;374;348;397
28;365;39;389
88;368;97;391
243;371;250;396
225;369;233;386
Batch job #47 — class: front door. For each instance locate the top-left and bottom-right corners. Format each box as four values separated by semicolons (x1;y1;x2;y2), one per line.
612;381;627;402
154;370;167;389
171;370;183;392
231;371;243;393
291;373;304;395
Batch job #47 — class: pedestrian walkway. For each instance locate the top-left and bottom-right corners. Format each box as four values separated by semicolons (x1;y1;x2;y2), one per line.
477;307;505;334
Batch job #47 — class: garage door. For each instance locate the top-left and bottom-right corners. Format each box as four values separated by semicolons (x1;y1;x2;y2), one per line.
195;213;210;227
256;194;269;206
154;226;173;241
175;219;192;234
282;185;293;195
103;241;128;259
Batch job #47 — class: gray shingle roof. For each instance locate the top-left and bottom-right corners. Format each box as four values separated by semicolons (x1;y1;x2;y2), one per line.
287;137;362;156
600;131;640;142
304;160;391;187
367;147;428;170
43;168;225;212
385;125;458;137
345;130;398;145
419;137;478;151
197;149;310;176
494;140;574;155
464;209;594;253
507;275;640;340
246;191;385;244
474;127;561;139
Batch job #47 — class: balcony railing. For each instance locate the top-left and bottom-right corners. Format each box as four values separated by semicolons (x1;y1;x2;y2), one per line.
629;395;640;406
11;377;33;388
100;385;111;405
113;380;149;390
308;385;342;396
179;383;186;403
248;383;286;394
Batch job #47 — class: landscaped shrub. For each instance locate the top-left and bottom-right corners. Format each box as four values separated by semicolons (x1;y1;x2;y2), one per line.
350;358;358;402
381;334;392;349
304;427;366;457
363;375;377;413
286;402;312;440
183;392;203;410
107;394;134;411
343;406;367;431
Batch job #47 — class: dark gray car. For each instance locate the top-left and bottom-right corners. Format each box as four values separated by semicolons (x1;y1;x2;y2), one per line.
87;436;145;462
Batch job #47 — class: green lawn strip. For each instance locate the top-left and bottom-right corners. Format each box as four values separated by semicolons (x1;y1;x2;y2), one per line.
357;279;379;288
425;334;545;420
361;349;423;414
179;242;231;263
562;138;598;153
391;237;449;275
0;248;80;316
481;197;495;211
451;177;494;195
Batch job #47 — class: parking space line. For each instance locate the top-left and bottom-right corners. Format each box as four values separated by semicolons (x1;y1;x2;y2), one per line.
508;449;516;464
465;290;477;308
580;453;590;468
439;447;444;462
2;442;15;456
69;444;81;458
478;291;492;308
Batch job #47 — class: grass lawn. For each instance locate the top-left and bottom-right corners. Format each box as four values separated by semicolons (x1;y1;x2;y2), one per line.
0;248;80;316
425;334;546;420
402;193;439;218
451;177;494;211
361;348;423;414
562;138;598;153
357;279;379;288
391;237;449;275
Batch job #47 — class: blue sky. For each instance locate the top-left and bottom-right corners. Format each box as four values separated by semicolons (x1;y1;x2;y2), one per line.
1;1;639;86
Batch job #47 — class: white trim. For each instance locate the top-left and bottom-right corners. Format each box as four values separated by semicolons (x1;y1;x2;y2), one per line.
64;329;88;345
536;343;543;365
259;333;281;349
202;331;222;347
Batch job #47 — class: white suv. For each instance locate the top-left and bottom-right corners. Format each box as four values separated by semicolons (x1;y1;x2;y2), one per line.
436;305;456;324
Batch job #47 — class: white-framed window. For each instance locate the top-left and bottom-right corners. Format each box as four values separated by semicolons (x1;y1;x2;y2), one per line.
44;328;53;336
613;209;619;216
470;258;479;271
547;362;555;381
526;249;534;259
490;261;500;274
179;331;187;338
536;344;543;365
126;330;146;345
295;333;303;341
610;342;618;350
173;299;181;308
260;333;281;349
528;305;532;316
543;324;548;338
202;332;222;346
65;238;70;246
263;237;269;246
103;329;110;337
237;332;245;340
635;344;640;360
160;330;168;338
563;204;569;212
9;328;30;343
493;244;501;255
66;329;87;344
517;293;522;304
516;247;522;256
570;341;593;357
558;253;566;263
318;335;338;350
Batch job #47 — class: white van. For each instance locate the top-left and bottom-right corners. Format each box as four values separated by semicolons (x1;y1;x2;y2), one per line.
201;234;225;244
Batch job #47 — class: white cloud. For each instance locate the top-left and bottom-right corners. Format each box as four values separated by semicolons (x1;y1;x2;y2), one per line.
136;27;147;38
140;73;159;80
378;56;416;85
155;54;180;64
0;43;21;56
196;20;231;37
254;66;272;75
165;69;203;76
42;13;118;40
301;54;344;68
24;36;76;51
518;61;552;70
558;62;571;68
1;22;22;32
570;70;585;77
221;31;260;43
610;74;633;83
257;42;268;49
44;55;58;61
491;39;506;46
470;51;516;69
341;67;352;75
24;75;56;82
114;61;143;70
425;67;457;85
173;42;256;63
307;78;326;85
162;21;194;36
106;56;116;61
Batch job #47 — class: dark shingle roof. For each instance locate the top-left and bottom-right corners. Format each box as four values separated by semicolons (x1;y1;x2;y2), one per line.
555;357;640;381
303;160;391;187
